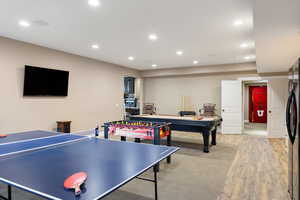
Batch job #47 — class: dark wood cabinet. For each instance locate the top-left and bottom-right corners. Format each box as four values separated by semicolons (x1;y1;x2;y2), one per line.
56;121;72;133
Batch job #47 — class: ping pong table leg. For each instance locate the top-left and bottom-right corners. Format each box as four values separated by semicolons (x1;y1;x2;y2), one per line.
0;195;7;200
136;167;159;200
154;166;158;200
153;163;160;173
166;132;172;163
7;186;11;200
0;185;12;200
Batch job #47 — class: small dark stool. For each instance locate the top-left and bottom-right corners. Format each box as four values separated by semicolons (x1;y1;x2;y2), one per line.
56;121;72;133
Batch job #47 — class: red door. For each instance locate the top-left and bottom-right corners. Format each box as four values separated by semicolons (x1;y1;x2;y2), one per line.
249;86;267;123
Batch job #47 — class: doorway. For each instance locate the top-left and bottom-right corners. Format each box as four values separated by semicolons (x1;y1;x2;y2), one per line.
243;82;268;136
249;86;267;123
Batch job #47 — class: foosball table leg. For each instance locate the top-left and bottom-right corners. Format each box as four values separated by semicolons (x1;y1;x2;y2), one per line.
153;128;160;172
104;126;109;139
134;138;141;143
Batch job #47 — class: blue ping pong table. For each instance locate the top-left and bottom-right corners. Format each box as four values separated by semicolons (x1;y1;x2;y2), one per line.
0;130;179;200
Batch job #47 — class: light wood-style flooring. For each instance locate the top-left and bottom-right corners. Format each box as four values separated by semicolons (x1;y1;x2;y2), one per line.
216;135;289;200
109;131;290;200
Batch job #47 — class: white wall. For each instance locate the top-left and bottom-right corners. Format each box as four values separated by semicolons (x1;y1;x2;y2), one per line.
0;37;139;133
143;73;263;115
144;73;288;137
144;74;287;117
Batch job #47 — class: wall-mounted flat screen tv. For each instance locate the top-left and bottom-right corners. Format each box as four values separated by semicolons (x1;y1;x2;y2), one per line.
23;65;69;96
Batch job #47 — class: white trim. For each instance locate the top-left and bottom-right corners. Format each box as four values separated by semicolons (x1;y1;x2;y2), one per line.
0;129;93;146
0;137;89;157
0;177;62;200
160;149;173;156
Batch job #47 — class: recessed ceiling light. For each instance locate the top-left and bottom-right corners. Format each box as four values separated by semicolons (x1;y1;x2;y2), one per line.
128;56;135;61
193;60;199;64
152;64;157;68
234;20;243;26
19;20;30;27
148;34;158;41
176;51;183;56
240;43;249;48
88;0;100;7
244;55;256;60
92;44;99;49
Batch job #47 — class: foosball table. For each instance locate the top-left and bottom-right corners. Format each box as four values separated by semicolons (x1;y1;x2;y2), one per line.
103;120;172;164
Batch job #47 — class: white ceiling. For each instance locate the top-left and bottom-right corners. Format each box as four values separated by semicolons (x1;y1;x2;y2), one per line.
254;0;300;73
0;0;255;70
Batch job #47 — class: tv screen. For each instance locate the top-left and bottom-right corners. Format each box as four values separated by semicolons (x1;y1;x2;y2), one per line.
23;65;69;96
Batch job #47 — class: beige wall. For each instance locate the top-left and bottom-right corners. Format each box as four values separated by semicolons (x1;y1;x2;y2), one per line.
143;72;270;116
0;37;139;133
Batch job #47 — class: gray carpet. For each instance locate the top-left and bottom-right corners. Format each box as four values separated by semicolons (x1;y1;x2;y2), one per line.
0;132;237;200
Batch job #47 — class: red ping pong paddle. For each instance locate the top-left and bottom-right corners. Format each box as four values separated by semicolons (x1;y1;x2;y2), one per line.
0;134;7;138
64;172;87;196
